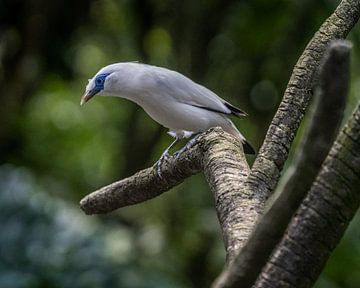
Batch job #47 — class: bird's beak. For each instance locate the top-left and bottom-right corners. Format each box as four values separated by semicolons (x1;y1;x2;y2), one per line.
80;89;96;106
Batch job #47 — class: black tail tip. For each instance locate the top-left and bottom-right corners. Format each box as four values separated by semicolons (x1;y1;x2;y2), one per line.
243;140;256;155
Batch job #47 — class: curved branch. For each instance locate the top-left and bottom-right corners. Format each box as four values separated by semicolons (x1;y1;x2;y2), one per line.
212;40;351;288
254;101;360;288
80;128;254;259
246;0;360;200
80;1;360;283
80;132;203;214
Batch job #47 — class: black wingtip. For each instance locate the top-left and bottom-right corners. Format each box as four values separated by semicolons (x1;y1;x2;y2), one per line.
224;102;248;117
243;140;256;155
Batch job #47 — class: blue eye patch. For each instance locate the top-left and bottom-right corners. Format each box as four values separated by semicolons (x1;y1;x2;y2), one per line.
94;73;111;90
87;73;111;97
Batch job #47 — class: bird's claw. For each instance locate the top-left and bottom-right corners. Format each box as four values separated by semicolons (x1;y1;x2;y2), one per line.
155;152;171;178
173;146;187;160
173;134;200;159
155;134;200;178
173;151;181;159
173;147;187;159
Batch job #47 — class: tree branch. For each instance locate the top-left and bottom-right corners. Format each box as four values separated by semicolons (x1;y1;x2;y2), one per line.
80;133;203;215
209;1;360;265
80;1;360;283
254;101;360;288
80;128;254;258
246;0;360;200
202;132;250;261
212;40;351;288
212;0;360;284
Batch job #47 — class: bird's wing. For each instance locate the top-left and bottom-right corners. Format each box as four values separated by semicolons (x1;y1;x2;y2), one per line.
188;84;247;117
154;69;247;117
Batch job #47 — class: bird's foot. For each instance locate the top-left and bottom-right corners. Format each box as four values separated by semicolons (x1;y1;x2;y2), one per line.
155;151;171;178
174;134;201;159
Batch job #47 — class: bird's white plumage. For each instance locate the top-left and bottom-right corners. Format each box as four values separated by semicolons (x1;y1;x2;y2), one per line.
83;62;250;144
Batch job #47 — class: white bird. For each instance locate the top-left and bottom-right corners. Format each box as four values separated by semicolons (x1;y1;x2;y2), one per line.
80;62;255;174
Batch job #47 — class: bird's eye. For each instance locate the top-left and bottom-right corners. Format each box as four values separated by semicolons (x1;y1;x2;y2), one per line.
96;78;103;85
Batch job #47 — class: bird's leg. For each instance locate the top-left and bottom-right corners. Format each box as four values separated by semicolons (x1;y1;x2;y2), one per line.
174;133;201;159
155;137;181;177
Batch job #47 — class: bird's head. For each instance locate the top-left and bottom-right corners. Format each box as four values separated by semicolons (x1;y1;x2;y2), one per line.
80;71;112;106
81;62;143;105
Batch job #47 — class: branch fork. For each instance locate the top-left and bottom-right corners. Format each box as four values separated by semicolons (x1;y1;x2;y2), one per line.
80;1;360;287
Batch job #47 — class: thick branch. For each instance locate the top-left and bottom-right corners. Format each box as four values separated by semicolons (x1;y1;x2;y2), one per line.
209;0;360;266
212;40;351;288
80;1;360;282
80;128;253;259
202;132;250;260
80;132;203;214
246;0;360;200
254;102;360;288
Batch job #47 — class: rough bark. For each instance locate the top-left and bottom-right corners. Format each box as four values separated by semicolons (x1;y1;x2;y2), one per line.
80;133;203;214
254;102;360;288
79;0;360;285
212;0;360;286
210;1;360;271
81;128;253;258
212;40;351;288
202;132;250;261
245;0;360;201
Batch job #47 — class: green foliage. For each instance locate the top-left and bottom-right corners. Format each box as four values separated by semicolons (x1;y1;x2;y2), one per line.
0;165;181;288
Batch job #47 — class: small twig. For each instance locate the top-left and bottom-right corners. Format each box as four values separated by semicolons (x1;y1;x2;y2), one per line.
212;40;351;288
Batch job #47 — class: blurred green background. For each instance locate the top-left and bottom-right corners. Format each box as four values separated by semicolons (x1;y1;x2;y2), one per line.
0;0;359;287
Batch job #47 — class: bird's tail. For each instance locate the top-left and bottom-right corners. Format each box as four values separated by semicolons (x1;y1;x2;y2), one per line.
242;139;256;155
222;121;256;155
